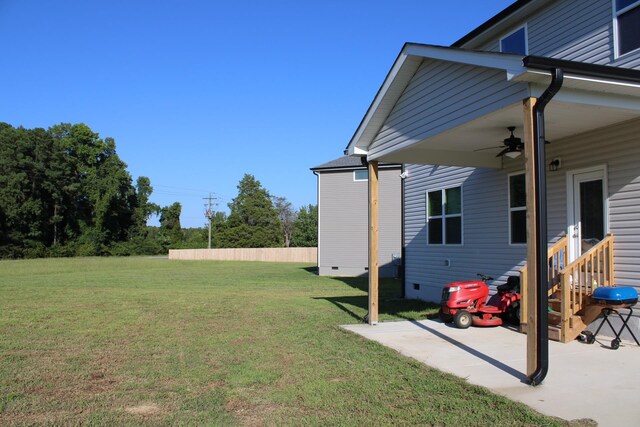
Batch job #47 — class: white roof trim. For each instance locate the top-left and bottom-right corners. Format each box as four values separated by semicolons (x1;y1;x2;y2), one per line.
403;44;525;75
512;69;640;98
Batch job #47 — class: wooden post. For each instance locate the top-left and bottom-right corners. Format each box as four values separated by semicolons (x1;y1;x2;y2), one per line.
519;266;527;333
523;97;538;377
368;160;379;325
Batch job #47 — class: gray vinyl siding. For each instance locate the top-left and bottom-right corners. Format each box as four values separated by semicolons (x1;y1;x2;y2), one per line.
404;163;526;302
476;0;640;68
317;167;401;277
404;117;640;302
398;0;640;302
368;59;529;157
545;117;640;287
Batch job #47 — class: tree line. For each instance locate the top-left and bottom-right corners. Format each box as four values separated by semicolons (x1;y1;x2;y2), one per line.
0;122;317;259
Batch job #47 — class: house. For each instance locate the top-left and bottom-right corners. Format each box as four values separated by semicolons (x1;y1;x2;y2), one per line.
311;156;402;277
344;0;640;382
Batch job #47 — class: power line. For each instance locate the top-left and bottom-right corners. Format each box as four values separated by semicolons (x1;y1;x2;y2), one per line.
203;193;220;249
154;184;212;193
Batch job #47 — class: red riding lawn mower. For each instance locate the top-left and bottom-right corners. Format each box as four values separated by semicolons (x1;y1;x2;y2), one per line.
439;274;521;329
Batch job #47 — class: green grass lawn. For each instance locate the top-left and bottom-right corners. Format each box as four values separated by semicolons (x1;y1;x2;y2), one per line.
0;257;564;426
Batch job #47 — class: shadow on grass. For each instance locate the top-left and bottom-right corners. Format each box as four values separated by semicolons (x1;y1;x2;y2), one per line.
330;276;403;295
300;266;318;275
316;294;438;322
315;275;438;322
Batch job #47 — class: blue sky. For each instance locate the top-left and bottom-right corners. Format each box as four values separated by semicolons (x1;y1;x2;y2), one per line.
0;0;513;227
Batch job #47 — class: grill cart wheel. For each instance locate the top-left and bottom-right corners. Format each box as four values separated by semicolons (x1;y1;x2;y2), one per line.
454;310;472;329
586;333;596;345
611;338;620;350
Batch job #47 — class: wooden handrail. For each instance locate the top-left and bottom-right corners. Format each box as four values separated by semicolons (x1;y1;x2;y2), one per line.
547;234;569;294
558;234;614;316
520;234;614;342
520;234;568;330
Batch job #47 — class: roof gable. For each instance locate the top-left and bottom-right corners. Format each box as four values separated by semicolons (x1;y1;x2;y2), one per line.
345;44;526;156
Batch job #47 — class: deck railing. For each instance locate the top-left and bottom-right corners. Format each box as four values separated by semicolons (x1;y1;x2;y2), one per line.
520;234;614;341
520;234;568;328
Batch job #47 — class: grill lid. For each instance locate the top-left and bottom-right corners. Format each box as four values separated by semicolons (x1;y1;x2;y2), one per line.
592;286;638;305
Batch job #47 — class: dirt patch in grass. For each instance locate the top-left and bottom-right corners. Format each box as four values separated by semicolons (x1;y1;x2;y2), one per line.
226;398;281;426
124;403;163;416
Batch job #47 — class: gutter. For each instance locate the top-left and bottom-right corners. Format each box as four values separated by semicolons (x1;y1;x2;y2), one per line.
400;164;406;296
529;68;564;386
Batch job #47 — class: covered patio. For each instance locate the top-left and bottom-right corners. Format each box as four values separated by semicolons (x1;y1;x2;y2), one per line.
347;43;640;383
342;318;639;426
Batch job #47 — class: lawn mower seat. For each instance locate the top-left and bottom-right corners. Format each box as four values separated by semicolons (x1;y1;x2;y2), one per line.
497;276;520;293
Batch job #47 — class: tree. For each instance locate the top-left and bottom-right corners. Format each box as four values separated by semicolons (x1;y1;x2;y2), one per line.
159;202;183;248
291;204;317;247
273;196;296;247
210;211;228;248
0;124;60;256
48;123;138;251
218;174;281;248
131;176;160;238
0;121;178;258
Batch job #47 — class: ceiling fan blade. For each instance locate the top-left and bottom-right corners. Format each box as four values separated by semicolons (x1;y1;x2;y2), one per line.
474;145;502;152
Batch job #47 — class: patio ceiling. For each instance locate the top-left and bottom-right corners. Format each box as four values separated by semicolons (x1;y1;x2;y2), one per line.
369;98;640;168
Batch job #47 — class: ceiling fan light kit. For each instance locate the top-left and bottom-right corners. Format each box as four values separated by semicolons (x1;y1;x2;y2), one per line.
495;126;524;158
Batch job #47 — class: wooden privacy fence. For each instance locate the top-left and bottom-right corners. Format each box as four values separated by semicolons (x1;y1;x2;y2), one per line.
168;247;317;263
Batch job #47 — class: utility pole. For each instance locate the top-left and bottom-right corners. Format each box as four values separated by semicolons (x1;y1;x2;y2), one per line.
203;193;218;249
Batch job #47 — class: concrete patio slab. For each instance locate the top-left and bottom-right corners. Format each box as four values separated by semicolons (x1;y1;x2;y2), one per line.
342;319;639;426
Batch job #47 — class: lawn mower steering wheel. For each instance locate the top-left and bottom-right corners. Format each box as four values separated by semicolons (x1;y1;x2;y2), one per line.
477;273;494;282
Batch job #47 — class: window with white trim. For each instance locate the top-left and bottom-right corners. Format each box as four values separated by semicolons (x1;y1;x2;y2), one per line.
500;26;527;55
354;169;368;181
615;0;640;56
509;173;527;244
427;186;462;245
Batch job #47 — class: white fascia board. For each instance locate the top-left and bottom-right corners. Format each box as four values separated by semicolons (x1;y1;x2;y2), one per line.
403;44;526;77
529;84;640;112
347;146;368;156
513;69;640;97
346;52;411;154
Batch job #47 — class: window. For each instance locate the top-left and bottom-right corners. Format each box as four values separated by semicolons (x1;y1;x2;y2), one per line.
509;173;527;244
354;169;368;181
500;26;527;55
427;186;462;245
615;0;640;56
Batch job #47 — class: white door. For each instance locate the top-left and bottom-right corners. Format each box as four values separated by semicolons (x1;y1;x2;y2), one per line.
567;167;607;262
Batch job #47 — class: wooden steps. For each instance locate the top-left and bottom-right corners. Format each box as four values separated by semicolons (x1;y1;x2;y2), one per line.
520;234;615;345
521;300;605;343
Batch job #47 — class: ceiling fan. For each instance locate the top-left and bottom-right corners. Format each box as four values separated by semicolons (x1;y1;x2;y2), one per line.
496;126;524;158
475;126;524;159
